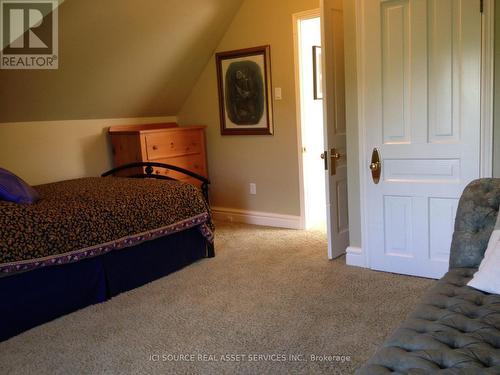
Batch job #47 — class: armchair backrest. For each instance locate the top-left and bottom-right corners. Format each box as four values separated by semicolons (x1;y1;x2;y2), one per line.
449;179;500;269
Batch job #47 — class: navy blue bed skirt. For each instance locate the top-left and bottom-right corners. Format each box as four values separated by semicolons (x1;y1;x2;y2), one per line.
0;227;206;341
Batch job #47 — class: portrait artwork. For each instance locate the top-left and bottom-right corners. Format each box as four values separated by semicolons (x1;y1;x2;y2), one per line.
216;46;273;135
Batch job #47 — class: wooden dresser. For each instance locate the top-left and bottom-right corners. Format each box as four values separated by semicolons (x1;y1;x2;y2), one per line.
109;123;208;186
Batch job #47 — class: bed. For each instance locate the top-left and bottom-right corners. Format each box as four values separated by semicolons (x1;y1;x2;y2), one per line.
0;162;214;341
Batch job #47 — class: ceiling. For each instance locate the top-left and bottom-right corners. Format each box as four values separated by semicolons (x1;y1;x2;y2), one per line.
0;0;243;122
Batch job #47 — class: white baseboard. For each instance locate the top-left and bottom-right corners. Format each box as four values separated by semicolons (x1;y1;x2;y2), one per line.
212;206;303;229
346;246;367;268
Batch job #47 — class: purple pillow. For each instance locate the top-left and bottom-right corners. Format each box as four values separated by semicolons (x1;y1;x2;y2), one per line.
0;168;39;204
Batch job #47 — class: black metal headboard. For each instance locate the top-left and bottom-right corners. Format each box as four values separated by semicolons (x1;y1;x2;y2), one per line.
101;162;211;203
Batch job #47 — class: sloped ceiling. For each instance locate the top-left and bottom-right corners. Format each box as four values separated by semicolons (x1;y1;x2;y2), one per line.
0;0;243;122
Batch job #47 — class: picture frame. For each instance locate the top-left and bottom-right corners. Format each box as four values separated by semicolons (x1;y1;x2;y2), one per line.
215;45;274;135
312;45;323;100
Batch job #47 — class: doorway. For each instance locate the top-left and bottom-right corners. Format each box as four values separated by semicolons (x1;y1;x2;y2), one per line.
294;10;327;231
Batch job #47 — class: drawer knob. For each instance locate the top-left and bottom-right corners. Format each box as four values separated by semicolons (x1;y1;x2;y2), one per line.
152;145;158;150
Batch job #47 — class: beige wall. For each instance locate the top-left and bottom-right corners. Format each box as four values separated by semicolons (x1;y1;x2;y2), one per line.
0;116;176;185
178;0;319;216
0;0;242;122
0;0;363;244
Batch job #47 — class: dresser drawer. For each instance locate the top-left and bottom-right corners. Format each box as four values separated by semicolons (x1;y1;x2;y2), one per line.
109;124;208;189
145;130;203;160
151;154;207;180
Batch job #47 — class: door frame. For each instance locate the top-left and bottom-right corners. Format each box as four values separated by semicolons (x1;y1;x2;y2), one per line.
480;0;494;178
355;0;495;269
292;8;322;231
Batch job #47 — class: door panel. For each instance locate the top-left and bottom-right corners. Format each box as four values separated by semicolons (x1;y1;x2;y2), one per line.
336;179;349;232
429;197;458;261
383;195;413;257
381;0;410;144
428;0;457;142
362;0;481;278
322;0;349;259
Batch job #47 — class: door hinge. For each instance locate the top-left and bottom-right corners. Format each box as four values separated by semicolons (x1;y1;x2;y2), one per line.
480;0;484;13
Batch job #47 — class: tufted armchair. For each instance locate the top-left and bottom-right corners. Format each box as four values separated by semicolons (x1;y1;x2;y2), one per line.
357;179;500;374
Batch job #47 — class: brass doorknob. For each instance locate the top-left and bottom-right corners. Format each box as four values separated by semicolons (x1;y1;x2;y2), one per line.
330;148;345;176
370;148;381;184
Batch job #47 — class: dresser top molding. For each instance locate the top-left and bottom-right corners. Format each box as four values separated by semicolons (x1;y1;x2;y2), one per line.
108;123;206;135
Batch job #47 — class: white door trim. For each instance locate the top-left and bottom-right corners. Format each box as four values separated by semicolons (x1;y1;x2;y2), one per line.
354;0;494;270
292;8;321;231
480;0;494;178
353;0;371;268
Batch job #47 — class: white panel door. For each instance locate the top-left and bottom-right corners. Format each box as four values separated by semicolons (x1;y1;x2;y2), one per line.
361;0;481;278
322;0;349;259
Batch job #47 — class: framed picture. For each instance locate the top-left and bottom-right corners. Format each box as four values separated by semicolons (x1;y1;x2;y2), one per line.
312;46;323;100
215;45;273;135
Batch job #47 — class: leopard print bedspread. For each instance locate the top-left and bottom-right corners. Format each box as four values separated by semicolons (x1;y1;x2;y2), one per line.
0;177;213;275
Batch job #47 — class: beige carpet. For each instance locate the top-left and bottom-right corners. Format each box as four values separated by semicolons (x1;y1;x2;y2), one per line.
0;222;434;375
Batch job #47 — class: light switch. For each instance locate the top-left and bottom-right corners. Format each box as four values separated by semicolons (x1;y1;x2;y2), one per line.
249;183;257;195
275;87;282;100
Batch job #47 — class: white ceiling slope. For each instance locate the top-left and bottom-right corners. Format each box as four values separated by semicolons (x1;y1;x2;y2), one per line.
0;0;244;122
